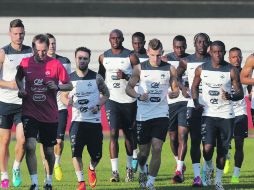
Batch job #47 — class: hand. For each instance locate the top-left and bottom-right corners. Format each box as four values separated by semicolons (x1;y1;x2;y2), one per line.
8;80;18;90
45;80;58;90
68;96;74;106
138;93;149;101
221;89;231;100
18;89;27;98
194;102;204;112
116;69;124;79
168;91;179;99
181;87;190;98
89;105;99;114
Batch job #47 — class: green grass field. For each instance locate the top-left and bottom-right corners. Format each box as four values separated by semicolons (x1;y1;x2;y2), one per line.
7;136;254;190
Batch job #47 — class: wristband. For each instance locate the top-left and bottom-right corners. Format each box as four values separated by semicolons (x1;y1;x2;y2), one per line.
96;105;101;110
57;85;60;91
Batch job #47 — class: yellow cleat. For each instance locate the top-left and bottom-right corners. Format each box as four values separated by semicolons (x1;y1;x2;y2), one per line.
223;159;230;174
54;164;63;181
231;176;239;184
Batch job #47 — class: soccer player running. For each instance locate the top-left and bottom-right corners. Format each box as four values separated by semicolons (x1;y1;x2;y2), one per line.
39;33;72;181
61;47;109;190
15;34;72;190
98;29;139;182
177;33;211;186
130;32;149;172
223;47;250;183
163;35;190;184
192;41;243;190
126;38;179;189
0;19;32;188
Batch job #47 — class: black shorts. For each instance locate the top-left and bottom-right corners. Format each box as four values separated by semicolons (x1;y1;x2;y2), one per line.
69;121;103;161
105;99;136;133
234;115;248;138
57;109;68;140
136;117;169;145
22;116;58;147
0;112;22;129
201;116;234;151
168;101;188;131
187;107;202;140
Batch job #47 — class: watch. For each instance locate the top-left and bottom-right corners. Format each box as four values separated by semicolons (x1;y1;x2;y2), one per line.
137;94;142;101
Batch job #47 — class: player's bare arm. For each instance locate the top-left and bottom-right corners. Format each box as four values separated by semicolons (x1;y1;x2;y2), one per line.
191;65;203;110
98;54;106;80
222;67;244;101
168;65;180;99
177;59;190;98
96;73;110;105
240;55;254;85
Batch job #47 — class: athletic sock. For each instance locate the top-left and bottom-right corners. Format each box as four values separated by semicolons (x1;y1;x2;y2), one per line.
215;168;223;184
146;175;155;187
233;167;241;177
192;163;201;178
89;162;95;171
110;158;118;172
45;175;52;185
13;160;21;170
176;160;184;172
205;159;213;170
30;174;38;185
75;171;84;182
126;155;132;169
1;172;8;180
55;154;61;165
133;149;138;159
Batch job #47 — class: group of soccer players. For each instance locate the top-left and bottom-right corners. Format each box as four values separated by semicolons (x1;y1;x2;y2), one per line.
0;18;253;190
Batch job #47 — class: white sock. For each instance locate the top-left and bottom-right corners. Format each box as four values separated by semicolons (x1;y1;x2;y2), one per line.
139;164;146;173
146;175;156;187
233;167;241;177
45;175;52;185
205;159;213;170
75;171;84;182
89;162;95;171
30;174;38;185
133;149;138;159
110;158;118;172
174;156;178;163
55;155;61;165
192;163;201;178
176;160;184;172
13;160;21;170
1;172;8;180
126;156;132;169
215;168;223;184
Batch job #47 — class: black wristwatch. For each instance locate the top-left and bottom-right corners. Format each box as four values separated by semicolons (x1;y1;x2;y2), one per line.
96;105;101;110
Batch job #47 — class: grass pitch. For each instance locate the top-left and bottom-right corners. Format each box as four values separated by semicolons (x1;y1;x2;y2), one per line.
7;136;254;189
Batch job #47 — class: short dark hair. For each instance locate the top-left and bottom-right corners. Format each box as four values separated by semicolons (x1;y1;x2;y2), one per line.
32;34;49;49
132;32;145;41
9;19;24;29
148;38;163;50
75;47;91;58
210;40;226;51
173;35;186;43
229;47;241;53
46;33;55;39
194;33;210;44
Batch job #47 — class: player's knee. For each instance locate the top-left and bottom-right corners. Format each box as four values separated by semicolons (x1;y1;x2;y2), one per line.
110;130;119;140
152;144;163;155
25;138;36;153
138;154;147;166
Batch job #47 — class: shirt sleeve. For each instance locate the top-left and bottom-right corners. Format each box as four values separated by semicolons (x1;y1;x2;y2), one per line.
57;61;70;84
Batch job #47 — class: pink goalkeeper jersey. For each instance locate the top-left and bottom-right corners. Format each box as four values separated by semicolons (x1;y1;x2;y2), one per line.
20;56;70;123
